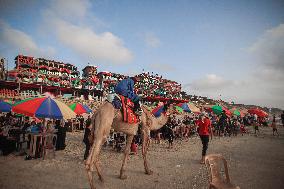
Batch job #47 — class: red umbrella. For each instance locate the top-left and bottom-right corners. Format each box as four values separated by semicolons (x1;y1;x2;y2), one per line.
222;106;232;117
248;108;268;117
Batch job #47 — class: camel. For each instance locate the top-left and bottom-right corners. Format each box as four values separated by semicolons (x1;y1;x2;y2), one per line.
85;101;174;189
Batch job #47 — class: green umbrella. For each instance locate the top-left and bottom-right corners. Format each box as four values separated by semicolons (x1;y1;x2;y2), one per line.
232;109;241;116
212;105;223;115
175;106;184;113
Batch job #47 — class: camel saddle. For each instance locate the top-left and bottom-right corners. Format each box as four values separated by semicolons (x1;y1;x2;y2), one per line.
106;93;139;124
119;95;139;124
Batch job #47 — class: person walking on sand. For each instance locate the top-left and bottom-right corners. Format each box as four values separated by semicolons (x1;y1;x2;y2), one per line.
83;121;92;160
196;113;213;164
281;111;284;127
271;115;279;136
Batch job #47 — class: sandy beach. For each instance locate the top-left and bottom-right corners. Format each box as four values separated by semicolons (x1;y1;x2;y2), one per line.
1;125;284;189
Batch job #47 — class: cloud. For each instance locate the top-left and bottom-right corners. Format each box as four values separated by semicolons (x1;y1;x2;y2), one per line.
144;32;161;48
49;0;91;20
42;0;133;64
187;74;235;91
0;21;55;57
149;63;174;72
248;23;284;71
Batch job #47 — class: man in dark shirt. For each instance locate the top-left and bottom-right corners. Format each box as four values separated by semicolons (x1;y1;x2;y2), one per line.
217;110;227;136
83;123;91;160
0;128;16;155
22;118;31;132
55;120;67;150
281;111;284;127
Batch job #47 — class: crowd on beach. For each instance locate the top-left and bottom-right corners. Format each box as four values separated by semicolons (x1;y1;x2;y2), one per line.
0;98;284;159
1;96;284;162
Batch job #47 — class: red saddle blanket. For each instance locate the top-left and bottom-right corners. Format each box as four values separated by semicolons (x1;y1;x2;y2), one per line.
120;95;139;124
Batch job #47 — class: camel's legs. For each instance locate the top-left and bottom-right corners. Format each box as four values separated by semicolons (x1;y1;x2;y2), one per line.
85;138;104;189
95;159;104;182
94;139;106;183
142;129;153;175
87;169;95;189
119;135;134;179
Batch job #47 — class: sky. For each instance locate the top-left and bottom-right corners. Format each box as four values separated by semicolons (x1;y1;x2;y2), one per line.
0;0;284;109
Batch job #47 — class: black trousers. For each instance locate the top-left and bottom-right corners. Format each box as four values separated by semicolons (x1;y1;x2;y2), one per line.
84;142;91;160
200;135;209;156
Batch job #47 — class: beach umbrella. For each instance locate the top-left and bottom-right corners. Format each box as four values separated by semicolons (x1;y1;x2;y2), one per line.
69;103;92;115
12;97;76;119
230;108;244;117
239;108;248;115
175;106;184;114
203;104;215;112
177;103;191;113
211;105;223;115
0;100;12;112
211;105;232;116
248;108;268;117
152;105;165;117
232;109;241;116
187;102;201;113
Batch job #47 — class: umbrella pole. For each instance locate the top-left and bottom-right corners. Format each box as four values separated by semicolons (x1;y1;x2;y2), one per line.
42;118;46;133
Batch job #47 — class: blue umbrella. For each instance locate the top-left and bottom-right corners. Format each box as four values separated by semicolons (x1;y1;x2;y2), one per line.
0;100;12;112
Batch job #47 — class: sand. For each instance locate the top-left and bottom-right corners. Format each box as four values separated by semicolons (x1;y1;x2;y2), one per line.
1;125;284;189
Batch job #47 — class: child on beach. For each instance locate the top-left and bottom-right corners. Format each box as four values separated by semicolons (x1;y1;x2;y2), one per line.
130;138;138;155
254;121;260;136
240;124;247;136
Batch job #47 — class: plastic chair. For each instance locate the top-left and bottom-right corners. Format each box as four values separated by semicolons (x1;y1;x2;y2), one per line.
205;154;240;189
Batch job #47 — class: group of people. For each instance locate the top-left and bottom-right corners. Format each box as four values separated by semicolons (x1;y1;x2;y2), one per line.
0;113;69;157
97;72;183;101
134;72;182;99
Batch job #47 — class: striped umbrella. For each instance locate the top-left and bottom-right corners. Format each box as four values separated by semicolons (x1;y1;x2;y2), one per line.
152;105;165;117
177;103;191;113
12;97;76;119
69;103;92;115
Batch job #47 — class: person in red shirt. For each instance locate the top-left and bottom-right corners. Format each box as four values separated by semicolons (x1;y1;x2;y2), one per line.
196;113;213;164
